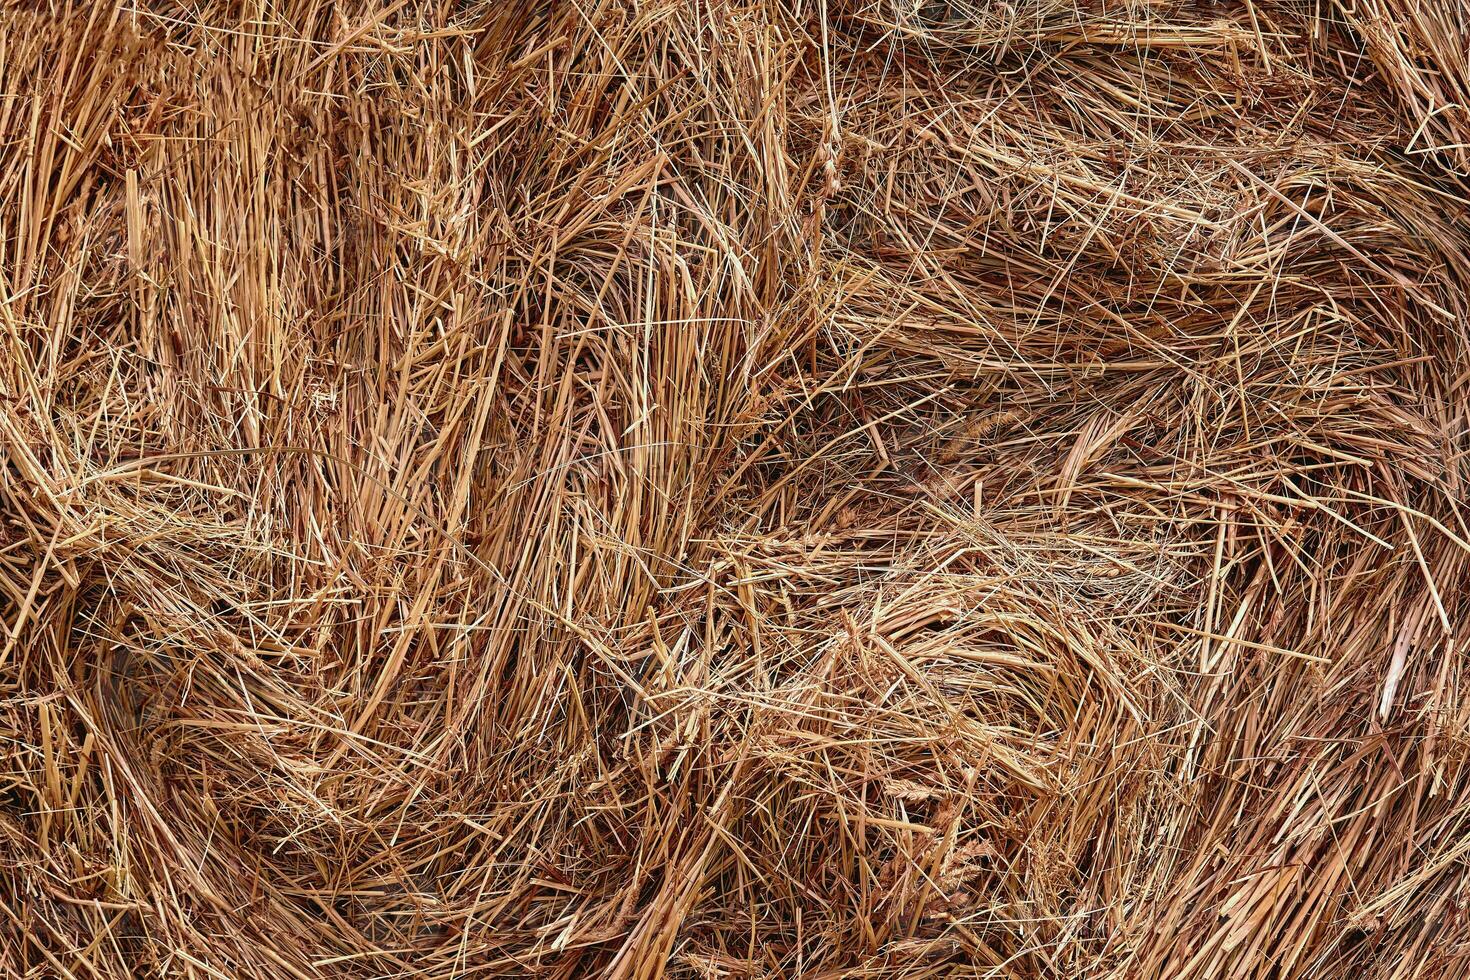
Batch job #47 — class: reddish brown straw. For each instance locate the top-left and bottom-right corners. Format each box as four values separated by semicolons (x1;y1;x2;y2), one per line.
2;1;1469;977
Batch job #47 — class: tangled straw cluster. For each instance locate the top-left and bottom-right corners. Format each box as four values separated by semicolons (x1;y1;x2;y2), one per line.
3;1;1470;977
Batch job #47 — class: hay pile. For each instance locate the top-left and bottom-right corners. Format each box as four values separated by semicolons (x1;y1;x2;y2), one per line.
3;1;1470;977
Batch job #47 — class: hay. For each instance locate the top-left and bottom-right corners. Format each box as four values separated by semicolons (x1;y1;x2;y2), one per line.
2;1;1469;977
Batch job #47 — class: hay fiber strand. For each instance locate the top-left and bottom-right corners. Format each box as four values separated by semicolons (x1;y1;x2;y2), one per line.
2;0;1470;976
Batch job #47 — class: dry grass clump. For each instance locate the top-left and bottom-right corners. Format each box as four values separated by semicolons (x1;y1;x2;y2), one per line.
3;1;1470;977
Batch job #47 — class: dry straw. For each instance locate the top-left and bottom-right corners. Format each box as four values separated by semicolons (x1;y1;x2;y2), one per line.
2;0;1469;977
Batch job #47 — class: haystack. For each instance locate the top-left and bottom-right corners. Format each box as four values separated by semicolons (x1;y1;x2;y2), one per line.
2;1;1468;977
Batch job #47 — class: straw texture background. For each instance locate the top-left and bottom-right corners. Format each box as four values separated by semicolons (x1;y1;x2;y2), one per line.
2;1;1470;977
